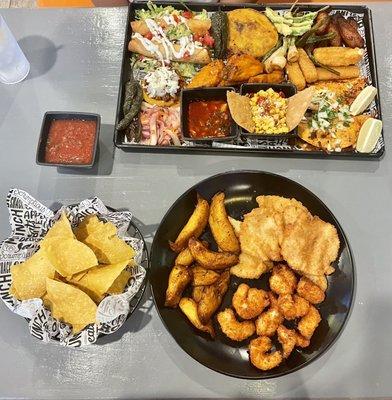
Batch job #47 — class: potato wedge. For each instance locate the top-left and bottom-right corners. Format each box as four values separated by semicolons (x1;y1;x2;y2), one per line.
192;265;220;286
192;286;206;303
209;192;240;254
169;194;209;253
179;297;215;337
188;238;238;270
197;270;230;324
175;240;209;267
165;265;192;308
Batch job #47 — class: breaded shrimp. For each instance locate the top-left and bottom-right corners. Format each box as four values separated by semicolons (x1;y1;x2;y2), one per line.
277;294;310;320
217;308;255;341
277;325;297;358
298;305;321;340
295;332;310;348
269;264;297;295
249;336;283;371
255;307;283;337
297;277;325;304
232;283;270;320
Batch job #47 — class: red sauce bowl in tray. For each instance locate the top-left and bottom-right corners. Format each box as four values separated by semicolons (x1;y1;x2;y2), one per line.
181;87;237;143
36;112;100;168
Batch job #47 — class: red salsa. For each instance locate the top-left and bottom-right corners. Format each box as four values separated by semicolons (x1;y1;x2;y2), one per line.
45;119;96;164
188;100;231;139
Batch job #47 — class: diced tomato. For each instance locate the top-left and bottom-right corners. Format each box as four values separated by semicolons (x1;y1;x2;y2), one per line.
182;10;193;19
183;51;190;59
144;31;153;40
173;14;180;23
202;33;214;47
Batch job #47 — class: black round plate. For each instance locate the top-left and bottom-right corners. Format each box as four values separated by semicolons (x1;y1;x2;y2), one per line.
150;171;355;379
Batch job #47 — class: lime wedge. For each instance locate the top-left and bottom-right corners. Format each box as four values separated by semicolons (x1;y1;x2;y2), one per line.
350;86;377;116
356;118;382;153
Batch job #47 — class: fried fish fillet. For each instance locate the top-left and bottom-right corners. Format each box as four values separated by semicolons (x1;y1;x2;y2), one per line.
220;54;264;86
187;60;225;89
281;216;340;276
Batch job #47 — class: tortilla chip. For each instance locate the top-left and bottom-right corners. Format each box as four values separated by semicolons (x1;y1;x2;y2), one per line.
286;87;315;131
10;249;56;300
107;270;132;295
42;237;98;277
45;278;97;334
70;260;129;303
227;91;255;133
74;215;117;242
84;233;134;265
42;212;74;243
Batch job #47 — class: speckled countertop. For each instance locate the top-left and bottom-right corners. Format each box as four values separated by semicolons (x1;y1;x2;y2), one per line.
0;5;391;399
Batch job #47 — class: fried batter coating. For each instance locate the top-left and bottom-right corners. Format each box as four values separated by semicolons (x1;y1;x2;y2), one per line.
295;332;310;348
217;308;255;341
304;274;328;292
232;283;270;320
277;325;297;358
298;305;321;340
297;277;325;304
249;336;283;371
220;54;264;86
277;294;310;320
165;265;192;308
255;307;283;337
269;264;297;295
228;216;242;237
230;253;272;279
268;291;279;308
187;60;224;89
281;216;340;276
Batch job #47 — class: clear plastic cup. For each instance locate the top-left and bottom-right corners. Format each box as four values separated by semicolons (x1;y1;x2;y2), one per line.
0;14;30;84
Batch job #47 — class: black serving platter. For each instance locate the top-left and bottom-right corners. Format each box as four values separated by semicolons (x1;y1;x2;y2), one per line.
181;87;237;142
114;1;384;160
37;111;101;168
150;170;355;379
239;82;297;140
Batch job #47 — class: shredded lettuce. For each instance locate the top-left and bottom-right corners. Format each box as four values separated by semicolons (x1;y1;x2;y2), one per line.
172;62;200;79
135;1;178;21
166;23;192;40
131;54;160;73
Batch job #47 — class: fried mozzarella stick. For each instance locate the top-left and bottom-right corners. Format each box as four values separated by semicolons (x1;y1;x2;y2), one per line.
286;62;306;90
298;48;317;84
316;66;360;81
313;47;363;67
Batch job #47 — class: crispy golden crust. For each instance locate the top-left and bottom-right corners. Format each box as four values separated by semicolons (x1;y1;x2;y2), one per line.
269;264;297;296
220;54;264;86
298;305;321;340
277;294;310;320
303;274;328;292
297;277;325;304
281;216;340;276
232;283;270;320
277;325;297;359
192;265;220;286
249;336;283;371
187;60;225;89
255;307;283;337
227;9;278;58
165;265;192;308
217;308;255;341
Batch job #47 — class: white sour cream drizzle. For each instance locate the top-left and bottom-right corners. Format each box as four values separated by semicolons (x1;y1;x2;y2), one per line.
132;18;200;63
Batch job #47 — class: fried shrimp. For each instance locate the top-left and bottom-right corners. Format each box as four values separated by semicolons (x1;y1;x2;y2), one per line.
269;264;297;295
217;308;255;341
277;294;310;320
303;274;328;292
277;325;297;359
249;336;283;371
298;305;321;340
255;307;283;337
295;332;310;348
297;277;325;304
232;283;270;320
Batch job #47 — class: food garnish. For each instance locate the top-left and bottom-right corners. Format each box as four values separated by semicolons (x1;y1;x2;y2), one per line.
355;117;383;153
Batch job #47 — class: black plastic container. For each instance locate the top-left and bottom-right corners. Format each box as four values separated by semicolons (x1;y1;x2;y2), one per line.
36;112;101;168
114;1;384;160
239;82;297;140
181;87;237;142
